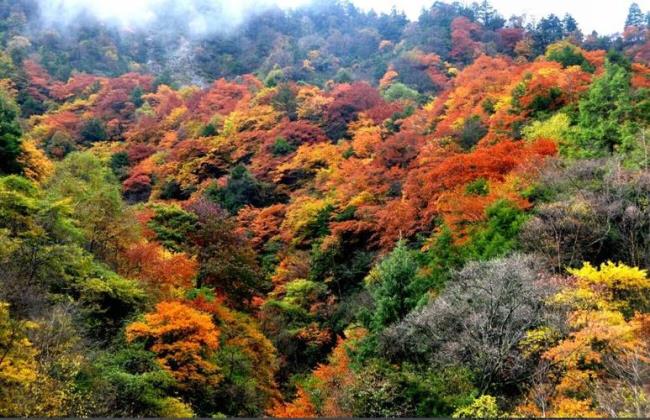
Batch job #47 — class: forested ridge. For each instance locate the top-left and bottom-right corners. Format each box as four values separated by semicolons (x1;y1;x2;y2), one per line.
1;0;650;417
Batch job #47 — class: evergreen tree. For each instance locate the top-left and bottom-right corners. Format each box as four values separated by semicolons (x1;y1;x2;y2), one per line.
80;118;107;143
562;13;582;41
0;90;22;174
474;0;504;30
205;165;277;214
563;14;579;34
365;240;418;330
378;7;408;41
532;14;564;55
130;86;144;108
626;2;644;28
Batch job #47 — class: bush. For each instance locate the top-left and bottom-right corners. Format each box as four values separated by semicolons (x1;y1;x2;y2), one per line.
350;362;477;417
453;395;501;418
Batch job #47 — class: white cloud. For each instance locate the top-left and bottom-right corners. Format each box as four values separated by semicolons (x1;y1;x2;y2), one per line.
38;0;312;33
38;0;650;35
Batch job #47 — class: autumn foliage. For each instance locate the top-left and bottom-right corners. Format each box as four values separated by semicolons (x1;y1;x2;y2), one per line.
3;2;650;417
126;301;221;387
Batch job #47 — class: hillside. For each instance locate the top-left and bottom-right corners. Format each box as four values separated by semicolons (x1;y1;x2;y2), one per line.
0;0;650;417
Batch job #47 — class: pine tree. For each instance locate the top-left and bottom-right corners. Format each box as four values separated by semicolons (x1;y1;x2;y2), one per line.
532;14;565;55
626;2;644;28
563;14;578;33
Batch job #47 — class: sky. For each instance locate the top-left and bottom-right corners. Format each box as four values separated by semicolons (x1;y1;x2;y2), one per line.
40;0;650;35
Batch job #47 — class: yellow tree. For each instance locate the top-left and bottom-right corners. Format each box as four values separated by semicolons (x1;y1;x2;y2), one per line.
0;302;38;416
126;301;221;389
517;262;650;417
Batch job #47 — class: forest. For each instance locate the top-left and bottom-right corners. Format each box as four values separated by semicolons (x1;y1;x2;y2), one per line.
0;0;649;417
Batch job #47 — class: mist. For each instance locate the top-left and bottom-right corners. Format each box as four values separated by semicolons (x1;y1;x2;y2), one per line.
36;0;313;36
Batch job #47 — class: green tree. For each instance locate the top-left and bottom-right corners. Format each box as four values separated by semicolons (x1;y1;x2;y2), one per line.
531;14;564;55
522;113;571;143
545;41;593;72
272;84;297;120
334;68;354;83
205;165;276;214
0;52;16;80
91;344;193;417
47;152;138;265
570;62;637;158
147;204;198;253
271;137;296;156
264;66;286;88
130;86;144;108
75;267;146;341
350;361;476;417
0;90;22;174
0;175;83;315
80;118;106;143
382;82;420;103
109;152;129;181
465;200;528;260
0;174;144;341
365;241;418;330
415;227;465;299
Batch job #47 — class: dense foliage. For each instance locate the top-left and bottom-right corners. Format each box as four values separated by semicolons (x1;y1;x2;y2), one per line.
1;0;650;417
